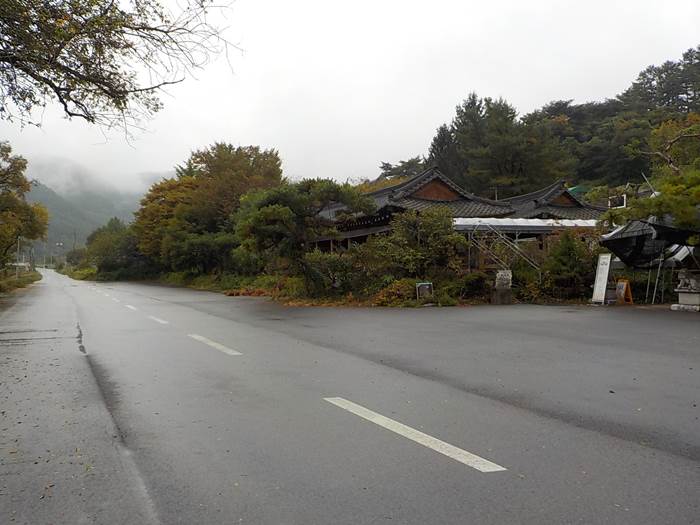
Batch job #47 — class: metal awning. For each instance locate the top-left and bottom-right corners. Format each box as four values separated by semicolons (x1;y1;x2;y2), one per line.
453;217;598;233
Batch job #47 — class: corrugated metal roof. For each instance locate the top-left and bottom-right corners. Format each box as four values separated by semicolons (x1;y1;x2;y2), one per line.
511;205;604;220
454;218;598;227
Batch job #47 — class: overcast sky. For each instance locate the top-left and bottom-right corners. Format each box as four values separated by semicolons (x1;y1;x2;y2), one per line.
2;0;699;193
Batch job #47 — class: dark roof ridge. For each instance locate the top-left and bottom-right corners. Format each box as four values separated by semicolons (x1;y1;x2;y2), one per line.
501;179;568;205
363;166;436;197
368;166;510;208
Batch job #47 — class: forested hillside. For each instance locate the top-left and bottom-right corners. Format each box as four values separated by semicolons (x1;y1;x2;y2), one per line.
375;46;700;198
27;181;139;258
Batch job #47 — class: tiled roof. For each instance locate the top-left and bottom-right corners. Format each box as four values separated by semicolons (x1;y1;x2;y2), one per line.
323;169;605;224
501;178;606;220
501;179;570;206
390;197;512;218
368;166;512;216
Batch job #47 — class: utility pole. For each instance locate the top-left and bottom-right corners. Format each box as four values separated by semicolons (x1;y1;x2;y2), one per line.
15;236;20;278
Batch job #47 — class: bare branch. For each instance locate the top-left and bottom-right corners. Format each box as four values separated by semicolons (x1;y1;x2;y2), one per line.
0;0;236;130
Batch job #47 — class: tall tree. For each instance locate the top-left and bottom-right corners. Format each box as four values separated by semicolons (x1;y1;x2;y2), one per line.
176;143;283;232
378;157;427;180
428;124;461;182
619;45;700;115
619;114;700;230
0;141;48;265
132;176;197;265
429;93;575;196
132;143;283;271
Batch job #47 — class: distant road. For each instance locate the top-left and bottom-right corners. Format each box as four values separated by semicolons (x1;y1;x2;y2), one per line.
1;270;698;524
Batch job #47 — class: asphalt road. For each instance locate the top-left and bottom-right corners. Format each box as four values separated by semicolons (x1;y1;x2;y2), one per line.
1;269;699;524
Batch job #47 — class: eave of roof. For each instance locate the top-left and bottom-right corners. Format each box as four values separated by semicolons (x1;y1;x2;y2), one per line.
500;179;570;205
366;166;511;210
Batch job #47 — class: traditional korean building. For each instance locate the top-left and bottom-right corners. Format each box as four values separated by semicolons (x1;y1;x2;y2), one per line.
318;168;605;250
319;167;511;247
501;179;606;220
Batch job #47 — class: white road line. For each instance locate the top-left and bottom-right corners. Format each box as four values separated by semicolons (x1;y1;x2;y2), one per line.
148;315;169;325
125;304;138;311
188;334;241;356
323;397;506;473
112;298;120;303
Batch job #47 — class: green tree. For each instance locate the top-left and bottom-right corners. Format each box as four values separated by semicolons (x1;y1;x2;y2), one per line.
0;0;229;127
542;231;596;299
378;157;427;180
619;46;700;114
0;141;48;266
617;114;700;231
176;143;283;232
86;218;151;278
428;124;461;182
428;93;575;196
160;231;238;274
132;143;283;272
235;179;374;270
357;207;466;279
132;176;197;266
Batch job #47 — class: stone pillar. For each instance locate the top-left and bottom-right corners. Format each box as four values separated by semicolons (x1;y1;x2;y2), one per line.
491;269;513;305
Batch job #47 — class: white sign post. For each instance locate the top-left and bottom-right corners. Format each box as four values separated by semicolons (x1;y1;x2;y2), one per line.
591;253;612;304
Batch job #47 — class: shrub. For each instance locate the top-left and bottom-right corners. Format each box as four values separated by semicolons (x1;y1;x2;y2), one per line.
365;209;467;278
512;260;544;302
217;273;248;290
436;289;459;306
372;278;419;307
0;271;42;292
543;231;596;299
302;250;355;297
251;274;283;291
435;272;489;302
230;246;265;275
161;271;190;286
280;276;306;298
70;267;98;280
459;272;489;297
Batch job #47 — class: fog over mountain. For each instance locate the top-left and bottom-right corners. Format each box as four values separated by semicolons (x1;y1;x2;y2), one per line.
23;158;169;258
25;156;170;196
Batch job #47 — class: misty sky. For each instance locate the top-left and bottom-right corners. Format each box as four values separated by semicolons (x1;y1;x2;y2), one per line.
2;0;699;193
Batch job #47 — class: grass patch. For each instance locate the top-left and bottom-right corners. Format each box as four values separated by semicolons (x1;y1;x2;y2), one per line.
0;271;42;293
67;267;98;280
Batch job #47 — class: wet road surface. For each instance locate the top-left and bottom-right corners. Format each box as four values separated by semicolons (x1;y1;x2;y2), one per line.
1;270;699;524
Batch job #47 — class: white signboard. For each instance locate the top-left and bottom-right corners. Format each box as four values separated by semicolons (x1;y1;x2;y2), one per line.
591;253;612;303
495;270;512;289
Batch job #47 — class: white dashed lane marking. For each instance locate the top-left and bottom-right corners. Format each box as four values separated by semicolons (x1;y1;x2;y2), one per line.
188;334;241;356
148;315;169;325
324;397;506;473
125;304;138;311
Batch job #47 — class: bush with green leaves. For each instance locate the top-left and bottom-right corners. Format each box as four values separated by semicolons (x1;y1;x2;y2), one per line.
280;276;306;299
302;249;356;297
437;272;490;301
542;231;597;299
512;260;544;302
234;179;374;271
372;278;420;307
230;246;265;275
371;207;467;278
